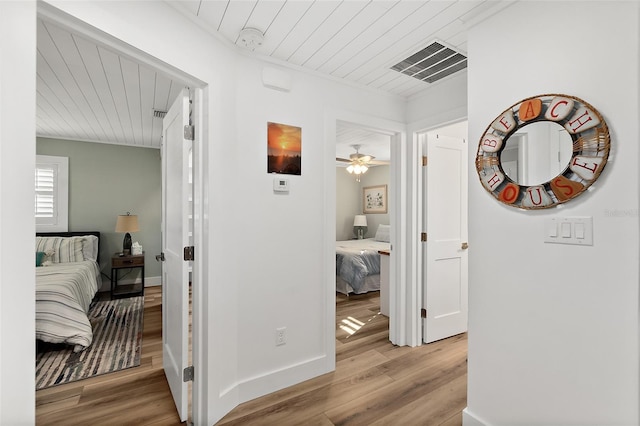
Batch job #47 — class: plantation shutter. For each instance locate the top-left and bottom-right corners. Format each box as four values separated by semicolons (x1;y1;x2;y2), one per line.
35;165;56;219
35;155;68;232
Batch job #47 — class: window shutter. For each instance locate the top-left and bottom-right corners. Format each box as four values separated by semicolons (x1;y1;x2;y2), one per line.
35;165;56;218
35;155;68;232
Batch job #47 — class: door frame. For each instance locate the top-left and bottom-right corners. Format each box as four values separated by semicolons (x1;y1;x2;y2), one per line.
36;4;208;423
325;109;407;349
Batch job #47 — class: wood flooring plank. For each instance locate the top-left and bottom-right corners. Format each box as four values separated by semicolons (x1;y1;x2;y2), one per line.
324;355;467;425
219;349;391;423
36;287;467;426
369;373;467;426
218;371;395;425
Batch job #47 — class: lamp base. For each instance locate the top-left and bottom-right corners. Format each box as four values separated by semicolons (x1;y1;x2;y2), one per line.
123;232;132;256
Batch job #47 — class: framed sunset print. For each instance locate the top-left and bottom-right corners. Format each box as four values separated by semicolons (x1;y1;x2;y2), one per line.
267;122;301;175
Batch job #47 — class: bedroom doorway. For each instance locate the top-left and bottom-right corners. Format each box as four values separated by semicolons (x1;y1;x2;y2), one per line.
35;4;206;424
335;119;394;349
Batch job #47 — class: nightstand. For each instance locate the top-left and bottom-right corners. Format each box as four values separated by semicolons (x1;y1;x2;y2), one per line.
111;252;145;299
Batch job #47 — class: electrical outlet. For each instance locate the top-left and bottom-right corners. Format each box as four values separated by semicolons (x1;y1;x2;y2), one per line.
276;327;286;346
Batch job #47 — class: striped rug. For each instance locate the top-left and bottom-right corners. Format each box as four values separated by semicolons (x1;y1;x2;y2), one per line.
36;296;143;390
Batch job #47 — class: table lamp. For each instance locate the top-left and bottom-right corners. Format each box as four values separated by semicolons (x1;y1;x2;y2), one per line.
115;212;139;255
353;215;368;240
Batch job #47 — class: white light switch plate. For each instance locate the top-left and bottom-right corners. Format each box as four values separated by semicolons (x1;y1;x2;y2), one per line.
544;217;593;246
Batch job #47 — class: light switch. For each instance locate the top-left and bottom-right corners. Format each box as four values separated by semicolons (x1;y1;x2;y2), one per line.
544;216;593;246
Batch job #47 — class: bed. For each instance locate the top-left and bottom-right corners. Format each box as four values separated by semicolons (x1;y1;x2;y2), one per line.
35;232;101;352
336;224;391;295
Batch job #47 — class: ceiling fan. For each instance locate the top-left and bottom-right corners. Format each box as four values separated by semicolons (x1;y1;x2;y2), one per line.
336;145;383;181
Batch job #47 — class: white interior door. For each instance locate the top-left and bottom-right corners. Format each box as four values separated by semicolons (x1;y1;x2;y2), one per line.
422;133;468;344
161;87;191;422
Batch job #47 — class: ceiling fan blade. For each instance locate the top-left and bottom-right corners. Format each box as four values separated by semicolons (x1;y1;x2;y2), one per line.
336;157;351;162
368;159;389;165
349;153;375;162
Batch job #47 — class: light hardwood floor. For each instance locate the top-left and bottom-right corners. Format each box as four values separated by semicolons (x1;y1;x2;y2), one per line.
36;288;467;425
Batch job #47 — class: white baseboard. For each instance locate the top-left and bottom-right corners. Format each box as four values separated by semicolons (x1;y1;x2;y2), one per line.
234;355;331;404
462;407;489;426
144;276;161;287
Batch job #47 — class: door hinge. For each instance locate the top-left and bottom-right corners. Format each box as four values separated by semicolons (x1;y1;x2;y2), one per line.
421;232;427;242
155;252;165;262
422;156;428;166
184;246;195;261
183;366;194;382
421;308;427;318
184;125;195;141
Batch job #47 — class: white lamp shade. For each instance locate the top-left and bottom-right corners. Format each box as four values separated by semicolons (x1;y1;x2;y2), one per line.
353;215;367;227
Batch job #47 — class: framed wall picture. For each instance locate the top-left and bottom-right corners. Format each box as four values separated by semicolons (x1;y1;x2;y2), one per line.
363;184;387;214
267;122;302;175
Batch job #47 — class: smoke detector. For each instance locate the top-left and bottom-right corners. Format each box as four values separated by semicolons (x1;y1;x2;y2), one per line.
237;27;264;51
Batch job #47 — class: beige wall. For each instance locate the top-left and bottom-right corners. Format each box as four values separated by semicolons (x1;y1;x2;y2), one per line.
336;164;390;241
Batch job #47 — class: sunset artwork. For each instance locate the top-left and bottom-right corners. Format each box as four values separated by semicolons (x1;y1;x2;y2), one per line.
267;122;301;175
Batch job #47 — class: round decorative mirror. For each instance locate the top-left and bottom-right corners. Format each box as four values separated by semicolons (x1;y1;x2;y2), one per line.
475;94;610;209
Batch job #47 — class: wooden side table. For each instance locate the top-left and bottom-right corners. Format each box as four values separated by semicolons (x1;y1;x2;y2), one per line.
111;252;145;299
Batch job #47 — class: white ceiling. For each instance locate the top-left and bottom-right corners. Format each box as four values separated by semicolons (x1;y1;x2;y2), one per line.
36;1;513;153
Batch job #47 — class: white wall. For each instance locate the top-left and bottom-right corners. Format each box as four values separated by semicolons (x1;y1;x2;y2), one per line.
465;2;639;425
231;53;404;401
4;2;407;424
0;2;36;424
336;167;361;240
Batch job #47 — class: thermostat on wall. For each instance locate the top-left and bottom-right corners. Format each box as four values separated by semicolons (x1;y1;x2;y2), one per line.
273;178;289;193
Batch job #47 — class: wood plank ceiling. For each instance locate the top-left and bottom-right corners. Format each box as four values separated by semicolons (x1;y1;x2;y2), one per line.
36;1;513;152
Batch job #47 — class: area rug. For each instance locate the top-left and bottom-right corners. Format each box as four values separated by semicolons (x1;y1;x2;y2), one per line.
36;296;144;390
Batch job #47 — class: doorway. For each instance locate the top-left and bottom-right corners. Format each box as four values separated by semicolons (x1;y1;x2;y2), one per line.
35;4;206;423
335;120;393;351
330;112;406;353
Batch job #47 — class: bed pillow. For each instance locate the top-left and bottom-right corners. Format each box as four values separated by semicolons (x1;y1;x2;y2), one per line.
35;236;84;263
374;224;390;242
77;235;99;261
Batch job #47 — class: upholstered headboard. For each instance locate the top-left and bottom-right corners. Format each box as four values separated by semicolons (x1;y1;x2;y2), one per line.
36;231;101;263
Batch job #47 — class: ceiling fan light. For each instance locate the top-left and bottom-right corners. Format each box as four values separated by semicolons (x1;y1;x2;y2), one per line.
361;165;368;173
353;164;362;174
346;165;354;174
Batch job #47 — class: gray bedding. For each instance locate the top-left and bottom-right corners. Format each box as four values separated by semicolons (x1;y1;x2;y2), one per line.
335;239;390;293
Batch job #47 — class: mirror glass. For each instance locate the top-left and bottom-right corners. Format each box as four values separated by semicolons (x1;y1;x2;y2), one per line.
499;121;573;186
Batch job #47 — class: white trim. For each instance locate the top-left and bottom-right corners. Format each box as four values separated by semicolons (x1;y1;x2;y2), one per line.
236;355;329;403
323;114;338;373
144;276;161;287
462;407;490;426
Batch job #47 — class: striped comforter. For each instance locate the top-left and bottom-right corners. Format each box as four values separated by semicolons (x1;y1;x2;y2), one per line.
36;261;100;352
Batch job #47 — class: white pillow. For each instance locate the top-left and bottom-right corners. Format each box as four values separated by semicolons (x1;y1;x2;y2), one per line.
374;224;390;242
77;235;99;261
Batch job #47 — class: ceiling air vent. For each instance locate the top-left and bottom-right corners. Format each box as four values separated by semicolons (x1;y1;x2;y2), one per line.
153;109;167;119
391;41;467;84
